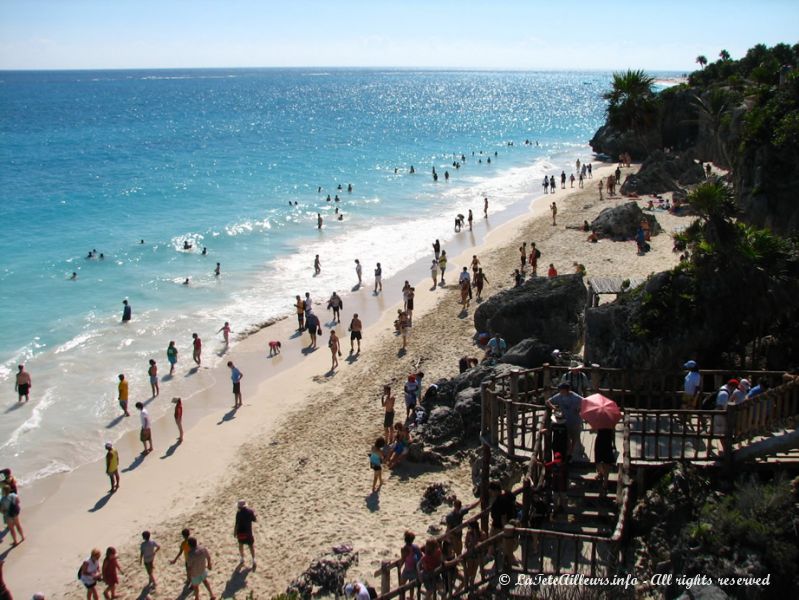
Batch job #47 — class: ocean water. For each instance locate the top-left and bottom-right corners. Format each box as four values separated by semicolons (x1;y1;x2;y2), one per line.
0;68;616;483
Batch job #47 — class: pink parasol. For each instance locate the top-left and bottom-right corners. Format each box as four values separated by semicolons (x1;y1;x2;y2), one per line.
580;393;622;430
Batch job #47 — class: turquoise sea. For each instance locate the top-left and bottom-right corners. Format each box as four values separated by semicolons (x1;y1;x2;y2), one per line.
0;68;632;483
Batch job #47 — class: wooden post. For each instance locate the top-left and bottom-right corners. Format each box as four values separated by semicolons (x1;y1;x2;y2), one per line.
480;443;491;533
542;362;552;390
522;476;532;527
499;524;516;592
480;380;490;439
489;380;499;446
508;370;519;457
379;561;391;595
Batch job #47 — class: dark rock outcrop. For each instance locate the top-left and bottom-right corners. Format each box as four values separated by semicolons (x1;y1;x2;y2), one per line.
420;482;452;513
590;201;662;241
589;123;661;161
619;150;706;196
498;337;554;369
470;449;525;495
473;274;585;349
287;546;358;598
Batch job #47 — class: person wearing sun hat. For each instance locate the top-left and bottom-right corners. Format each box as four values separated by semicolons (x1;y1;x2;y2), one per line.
682;360;702;410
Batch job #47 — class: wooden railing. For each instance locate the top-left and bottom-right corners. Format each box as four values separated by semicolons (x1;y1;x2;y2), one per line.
728;378;799;445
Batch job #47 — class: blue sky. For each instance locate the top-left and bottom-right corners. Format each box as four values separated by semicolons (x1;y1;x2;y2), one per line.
1;0;797;71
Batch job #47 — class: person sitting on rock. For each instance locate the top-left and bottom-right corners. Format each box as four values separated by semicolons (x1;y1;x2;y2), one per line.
486;333;507;360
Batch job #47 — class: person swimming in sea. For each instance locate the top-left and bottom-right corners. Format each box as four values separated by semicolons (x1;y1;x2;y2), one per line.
182;278;190;286
70;272;77;280
183;241;192;250
202;247;207;255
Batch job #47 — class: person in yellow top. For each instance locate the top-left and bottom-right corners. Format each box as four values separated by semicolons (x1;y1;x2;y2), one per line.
117;374;130;417
105;442;120;493
170;528;192;587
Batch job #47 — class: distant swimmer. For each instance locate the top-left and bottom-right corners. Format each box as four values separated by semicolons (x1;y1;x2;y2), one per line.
347;183;353;192
202;247;207;255
433;172;438;182
182;278;190;286
314;254;321;275
394;168;398;174
444;171;449;181
326;195;331;202
15;364;31;402
317;213;323;229
70;272;77;280
86;250;94;259
183;241;192;250
337;184;343;191
334;195;340;202
122;299;132;323
337;214;343;221
318;186;322;193
484;197;488;218
409;165;415;174
140;239;145;244
99;253;104;259
214;262;221;276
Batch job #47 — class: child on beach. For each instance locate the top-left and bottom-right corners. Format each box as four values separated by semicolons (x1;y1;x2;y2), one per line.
268;340;282;356
370;437;385;492
169;528;192;586
101;547;123;600
217;322;231;346
139;531;160;589
399;531;422;598
381;385;396;443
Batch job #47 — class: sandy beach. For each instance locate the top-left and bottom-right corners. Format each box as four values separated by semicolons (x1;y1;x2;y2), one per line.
2;161;693;597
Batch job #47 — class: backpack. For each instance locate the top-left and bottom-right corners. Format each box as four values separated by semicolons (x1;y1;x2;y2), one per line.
367;586;378;600
701;387;725;410
535;248;542;259
77;563;84;580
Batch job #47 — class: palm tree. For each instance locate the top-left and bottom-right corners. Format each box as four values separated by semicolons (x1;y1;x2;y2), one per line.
693;89;732;168
719;49;731;61
696;55;708;69
603;69;657;132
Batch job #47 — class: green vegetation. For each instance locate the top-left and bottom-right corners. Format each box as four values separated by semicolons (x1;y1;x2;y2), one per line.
603;69;658;132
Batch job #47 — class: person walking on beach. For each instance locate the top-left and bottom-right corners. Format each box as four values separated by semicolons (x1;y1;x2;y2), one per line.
121;300;131;323
306;311;320;349
348;313;362;354
169;528;192;586
79;549;102;600
15;365;31;403
519;243;527;270
139;531;160;590
542;176;549;194
430;259;439;288
218;322;231;347
101;547;123;600
549;175;556;193
1;485;24;546
470;255;480;278
598;178;604;200
374;262;383;293
192;333;202;366
113;374;129;417
104;443;120;493
467;209;473;230
484;197;488;218
135;402;153;454
561;171;567;189
550;202;558;226
304;292;313;313
148;359;159;398
327;292;343;323
227;361;243;408
397;310;410;350
172;397;184;442
314;254;321;275
433;239;441;260
438;251;447;286
474;268;488;301
355;259;363;286
381;385;396;444
370;438;385;493
167;341;178;376
186;537;214;600
328;330;341;370
234;500;257;570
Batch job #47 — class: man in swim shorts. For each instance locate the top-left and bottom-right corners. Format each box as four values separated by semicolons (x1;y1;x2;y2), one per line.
349;313;363;353
186;537;214;600
15;364;31;402
227;361;243;409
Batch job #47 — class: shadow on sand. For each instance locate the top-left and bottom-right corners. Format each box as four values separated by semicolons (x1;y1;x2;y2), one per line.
88;490;114;513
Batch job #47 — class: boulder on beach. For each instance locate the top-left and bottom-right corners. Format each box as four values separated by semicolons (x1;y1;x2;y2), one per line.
590;201;662;241
473;274;584;349
619;149;705;196
498;337;554;369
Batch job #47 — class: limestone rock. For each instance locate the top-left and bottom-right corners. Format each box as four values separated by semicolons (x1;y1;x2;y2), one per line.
590;201;662;241
473;274;585;349
499;337;555;369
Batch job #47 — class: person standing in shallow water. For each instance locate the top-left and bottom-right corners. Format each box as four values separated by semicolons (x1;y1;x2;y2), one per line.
374;262;383;293
314;254;321;275
117;374;129;417
15;364;31;402
121;299;131;323
148;360;159;397
167;341;178;375
192;333;202;365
